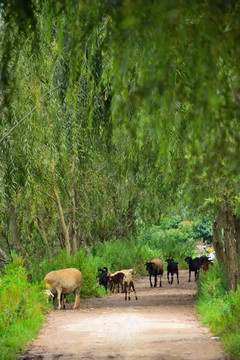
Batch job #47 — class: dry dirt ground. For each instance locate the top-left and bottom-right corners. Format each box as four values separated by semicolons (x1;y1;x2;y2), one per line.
18;270;227;360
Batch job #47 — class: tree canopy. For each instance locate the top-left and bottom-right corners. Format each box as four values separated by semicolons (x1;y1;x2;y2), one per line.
0;0;240;289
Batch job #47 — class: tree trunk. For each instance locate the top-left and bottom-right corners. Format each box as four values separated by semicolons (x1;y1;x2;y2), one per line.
36;213;51;257
1;230;11;256
71;192;77;255
7;195;32;279
212;208;225;264
53;187;71;253
233;215;240;258
0;246;9;264
222;202;238;291
7;196;25;256
67;185;77;255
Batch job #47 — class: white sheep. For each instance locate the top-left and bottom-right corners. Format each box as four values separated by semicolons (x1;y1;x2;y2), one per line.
44;268;82;310
123;269;138;300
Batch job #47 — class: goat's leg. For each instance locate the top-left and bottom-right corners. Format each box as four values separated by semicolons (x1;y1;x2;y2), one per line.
131;282;138;300
61;294;66;309
56;288;62;310
177;270;179;284
124;284;127;300
188;269;191;282
171;273;173;284
149;274;153;287
154;273;157;287
167;271;170;284
195;270;199;282
73;292;80;309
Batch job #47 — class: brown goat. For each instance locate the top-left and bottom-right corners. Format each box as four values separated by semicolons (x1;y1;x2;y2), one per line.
109;272;125;293
202;261;213;271
145;259;164;287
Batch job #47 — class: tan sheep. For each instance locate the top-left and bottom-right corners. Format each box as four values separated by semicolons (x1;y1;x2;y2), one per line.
123;269;138;300
44;268;82;310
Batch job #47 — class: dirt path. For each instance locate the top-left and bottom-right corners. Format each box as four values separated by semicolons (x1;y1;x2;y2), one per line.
19;270;227;360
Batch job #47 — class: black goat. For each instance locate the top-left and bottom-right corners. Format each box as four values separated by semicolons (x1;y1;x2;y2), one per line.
97;267;110;291
185;256;201;282
199;255;211;266
165;258;179;284
199;255;213;272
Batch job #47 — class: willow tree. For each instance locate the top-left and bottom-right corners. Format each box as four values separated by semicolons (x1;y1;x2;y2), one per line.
1;0;240;289
0;0;164;260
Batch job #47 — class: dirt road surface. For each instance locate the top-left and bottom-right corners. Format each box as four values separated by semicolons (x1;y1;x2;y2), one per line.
18;270;227;360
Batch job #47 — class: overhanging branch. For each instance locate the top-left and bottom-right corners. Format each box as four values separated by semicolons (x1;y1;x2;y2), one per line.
0;84;61;144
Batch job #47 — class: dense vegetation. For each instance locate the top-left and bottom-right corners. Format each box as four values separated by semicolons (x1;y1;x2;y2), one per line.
198;266;240;358
0;1;240;359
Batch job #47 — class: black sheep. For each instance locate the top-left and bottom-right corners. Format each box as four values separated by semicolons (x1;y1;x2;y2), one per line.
97;267;110;291
185;256;201;282
199;255;211;265
165;258;179;284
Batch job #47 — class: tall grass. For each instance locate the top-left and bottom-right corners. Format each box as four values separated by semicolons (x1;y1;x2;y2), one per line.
0;255;50;360
136;225;195;268
197;263;240;359
30;248;102;298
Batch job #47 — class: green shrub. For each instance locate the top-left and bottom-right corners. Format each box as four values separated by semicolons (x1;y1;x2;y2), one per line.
197;263;240;359
192;216;214;243
90;237;162;276
158;215;183;230
138;227;195;267
0;255;50;360
30;248;102;298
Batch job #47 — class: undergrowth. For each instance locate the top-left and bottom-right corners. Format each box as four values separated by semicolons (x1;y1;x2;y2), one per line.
0;255;50;360
197;263;240;359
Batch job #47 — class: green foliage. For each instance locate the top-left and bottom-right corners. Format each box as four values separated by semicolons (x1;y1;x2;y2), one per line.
158;215;183;230
192;216;214;243
90;236;159;276
0;254;50;360
142;226;195;268
197;263;240;359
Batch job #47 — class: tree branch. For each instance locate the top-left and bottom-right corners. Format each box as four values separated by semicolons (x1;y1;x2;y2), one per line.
0;84;61;144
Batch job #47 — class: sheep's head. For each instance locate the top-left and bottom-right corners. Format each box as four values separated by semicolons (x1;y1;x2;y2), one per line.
145;261;153;271
99;273;108;285
165;258;174;264
44;289;54;303
185;256;192;264
128;269;136;275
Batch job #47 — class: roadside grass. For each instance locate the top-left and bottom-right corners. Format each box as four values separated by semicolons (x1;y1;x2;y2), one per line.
0;255;50;360
197;263;240;359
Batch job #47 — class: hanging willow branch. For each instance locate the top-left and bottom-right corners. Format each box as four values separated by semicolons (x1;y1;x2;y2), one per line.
0;84;61;144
